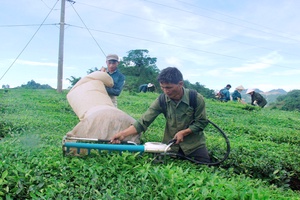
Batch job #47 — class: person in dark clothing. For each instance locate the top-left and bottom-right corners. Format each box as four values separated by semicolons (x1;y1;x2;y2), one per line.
139;84;148;92
147;83;155;92
232;85;244;102
100;54;125;107
218;84;231;102
246;88;267;108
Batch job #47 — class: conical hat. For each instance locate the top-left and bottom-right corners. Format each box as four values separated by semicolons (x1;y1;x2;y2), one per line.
236;85;244;90
246;88;255;94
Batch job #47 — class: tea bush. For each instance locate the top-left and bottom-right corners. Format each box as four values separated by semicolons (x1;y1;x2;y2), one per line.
0;89;299;199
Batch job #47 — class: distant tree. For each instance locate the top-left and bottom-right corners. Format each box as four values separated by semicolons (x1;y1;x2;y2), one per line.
271;90;300;111
66;68;100;89
2;84;10;93
183;80;215;99
66;76;81;88
87;67;99;74
66;49;216;96
118;49;160;92
2;85;10;89
19;80;53;89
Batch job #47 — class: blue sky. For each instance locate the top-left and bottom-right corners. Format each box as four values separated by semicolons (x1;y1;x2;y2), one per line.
1;0;299;92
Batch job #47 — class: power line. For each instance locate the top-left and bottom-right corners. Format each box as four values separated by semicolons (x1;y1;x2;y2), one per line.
0;23;58;27
1;0;298;85
143;0;300;43
174;0;298;39
69;2;106;57
68;24;297;70
3;2;295;61
76;2;300;57
40;0;60;10
0;0;59;82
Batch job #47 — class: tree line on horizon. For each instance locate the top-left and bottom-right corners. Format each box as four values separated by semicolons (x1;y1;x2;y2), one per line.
66;49;215;99
5;49;300;112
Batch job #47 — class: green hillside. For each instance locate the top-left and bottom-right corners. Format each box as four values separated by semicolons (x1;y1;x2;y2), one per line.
0;89;299;199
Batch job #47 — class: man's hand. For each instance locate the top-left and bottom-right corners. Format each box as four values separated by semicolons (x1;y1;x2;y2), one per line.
100;67;106;72
110;133;125;144
174;132;184;144
110;125;138;144
173;129;192;144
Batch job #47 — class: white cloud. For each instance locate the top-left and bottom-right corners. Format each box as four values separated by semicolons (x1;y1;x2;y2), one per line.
16;60;57;67
271;69;300;76
165;56;183;67
230;51;283;73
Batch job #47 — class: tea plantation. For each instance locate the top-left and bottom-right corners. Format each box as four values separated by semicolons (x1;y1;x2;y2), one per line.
0;89;299;199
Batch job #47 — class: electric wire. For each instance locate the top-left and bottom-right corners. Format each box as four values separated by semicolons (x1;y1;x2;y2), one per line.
1;1;299;84
76;2;300;57
40;0;60;10
143;0;300;43
68;24;298;70
0;0;59;81
69;2;107;57
174;0;298;39
0;24;58;27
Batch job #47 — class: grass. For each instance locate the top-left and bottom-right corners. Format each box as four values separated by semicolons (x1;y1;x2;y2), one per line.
0;88;300;199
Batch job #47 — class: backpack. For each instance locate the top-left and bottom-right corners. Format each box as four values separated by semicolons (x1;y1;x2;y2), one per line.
216;88;226;99
159;89;197;117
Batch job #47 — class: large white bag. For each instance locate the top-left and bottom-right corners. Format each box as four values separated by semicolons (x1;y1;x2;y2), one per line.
66;71;140;144
67;71;114;120
66;105;139;143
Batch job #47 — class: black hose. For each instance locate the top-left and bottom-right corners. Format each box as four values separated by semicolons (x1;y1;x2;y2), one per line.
165;119;230;166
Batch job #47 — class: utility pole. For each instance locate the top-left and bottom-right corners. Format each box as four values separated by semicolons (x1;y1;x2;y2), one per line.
57;0;66;93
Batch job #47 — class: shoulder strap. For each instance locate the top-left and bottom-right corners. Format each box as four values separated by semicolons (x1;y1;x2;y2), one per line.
159;89;198;117
189;89;197;110
159;93;167;116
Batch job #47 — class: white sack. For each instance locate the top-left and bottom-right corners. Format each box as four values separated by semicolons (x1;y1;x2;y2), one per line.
66;105;140;143
67;71;114;120
66;71;140;144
